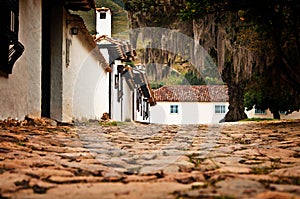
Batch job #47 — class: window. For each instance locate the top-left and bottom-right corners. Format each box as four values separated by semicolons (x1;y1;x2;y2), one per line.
0;0;24;75
170;105;179;114
279;111;287;115
255;109;266;114
100;13;106;19
215;105;226;114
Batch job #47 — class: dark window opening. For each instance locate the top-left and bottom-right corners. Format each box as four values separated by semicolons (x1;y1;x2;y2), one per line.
170;105;179;114
100;12;106;19
215;105;226;114
0;0;24;75
255;109;266;115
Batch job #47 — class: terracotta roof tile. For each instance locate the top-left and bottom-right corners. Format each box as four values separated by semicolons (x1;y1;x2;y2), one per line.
153;85;228;102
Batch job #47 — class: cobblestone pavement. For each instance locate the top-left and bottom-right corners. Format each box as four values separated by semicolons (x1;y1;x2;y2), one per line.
0;119;300;199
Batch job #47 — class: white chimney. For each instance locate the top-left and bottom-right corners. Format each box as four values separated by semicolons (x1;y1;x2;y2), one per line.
96;7;112;38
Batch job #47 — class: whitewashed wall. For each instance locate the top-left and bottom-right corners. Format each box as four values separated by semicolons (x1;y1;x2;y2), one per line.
122;81;133;122
245;109;300;119
0;0;42;120
110;60;133;122
150;102;229;124
61;21;109;122
96;9;112;38
110;60;121;121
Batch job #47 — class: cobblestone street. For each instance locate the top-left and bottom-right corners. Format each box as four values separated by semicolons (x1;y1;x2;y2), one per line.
0;119;300;198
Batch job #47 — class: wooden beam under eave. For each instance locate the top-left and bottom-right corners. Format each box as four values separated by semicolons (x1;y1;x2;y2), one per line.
64;0;95;11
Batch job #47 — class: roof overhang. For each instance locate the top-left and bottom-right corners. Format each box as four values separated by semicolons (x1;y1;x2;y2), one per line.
64;0;95;11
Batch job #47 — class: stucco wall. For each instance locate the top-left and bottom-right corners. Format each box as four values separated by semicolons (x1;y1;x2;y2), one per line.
96;10;112;37
245;109;300;119
109;61;134;122
122;81;133;122
110;61;121;121
150;102;229;124
151;102;300;125
62;17;109;122
0;0;42;120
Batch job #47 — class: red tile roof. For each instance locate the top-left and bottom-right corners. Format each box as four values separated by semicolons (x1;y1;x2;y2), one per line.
153;85;228;102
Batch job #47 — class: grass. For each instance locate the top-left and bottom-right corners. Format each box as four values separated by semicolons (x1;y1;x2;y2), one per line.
99;120;119;126
251;158;281;174
251;166;273;174
240;118;276;122
17;142;26;147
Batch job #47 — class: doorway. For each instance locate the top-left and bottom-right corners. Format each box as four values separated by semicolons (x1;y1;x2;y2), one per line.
41;0;51;117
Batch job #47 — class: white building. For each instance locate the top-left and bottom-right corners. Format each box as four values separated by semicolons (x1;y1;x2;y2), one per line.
96;7;112;38
246;108;300;119
94;6;156;123
151;85;300;124
0;0;111;122
96;35;155;123
64;15;110;122
150;85;229;124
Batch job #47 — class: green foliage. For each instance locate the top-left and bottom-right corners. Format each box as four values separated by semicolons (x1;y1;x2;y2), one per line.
149;65;223;88
72;0;129;36
111;0;124;8
241;118;275;122
244;72;300;119
149;69;183;89
99;120;122;126
162;73;185;85
180;0;300;90
150;82;164;89
182;71;205;85
179;0;300;119
251;166;273;175
124;0;185;27
72;10;96;34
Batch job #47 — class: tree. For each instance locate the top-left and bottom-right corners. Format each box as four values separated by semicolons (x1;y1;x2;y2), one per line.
244;70;300;119
124;0;300;122
180;0;300;121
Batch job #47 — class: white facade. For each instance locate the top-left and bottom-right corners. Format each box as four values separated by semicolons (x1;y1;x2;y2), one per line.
151;102;300;125
0;0;109;122
0;1;42;120
64;33;109;122
150;101;229;124
96;7;112;38
95;10;154;123
49;11;110;122
246;108;300;119
110;60;133;122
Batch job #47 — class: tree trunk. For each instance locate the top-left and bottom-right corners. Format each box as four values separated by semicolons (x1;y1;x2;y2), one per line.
225;83;248;122
272;111;280;120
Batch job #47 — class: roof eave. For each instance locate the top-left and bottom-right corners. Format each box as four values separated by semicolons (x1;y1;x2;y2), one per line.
64;0;95;11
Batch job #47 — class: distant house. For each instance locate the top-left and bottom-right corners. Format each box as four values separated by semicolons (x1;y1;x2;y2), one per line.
150;85;229;124
151;85;300;124
95;8;155;123
246;108;300;119
96;35;155;123
0;0;111;122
